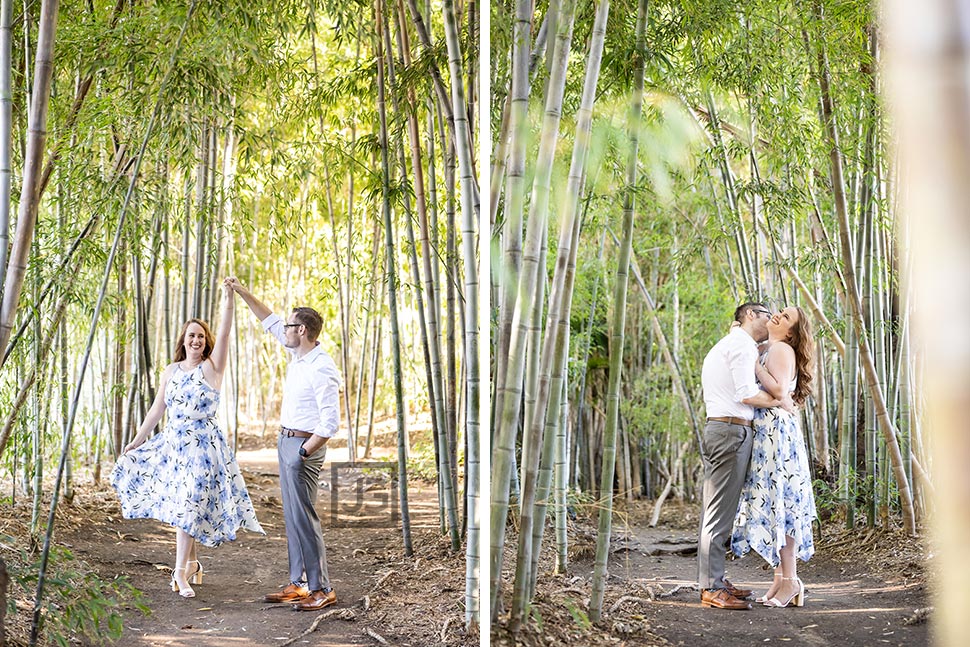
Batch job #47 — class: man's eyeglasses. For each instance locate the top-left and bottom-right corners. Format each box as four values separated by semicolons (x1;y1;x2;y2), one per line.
283;323;302;329
753;309;771;317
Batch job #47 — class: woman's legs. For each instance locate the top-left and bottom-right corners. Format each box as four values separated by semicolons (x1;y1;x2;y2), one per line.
187;539;202;581
173;529;195;594
759;567;783;602
766;536;802;605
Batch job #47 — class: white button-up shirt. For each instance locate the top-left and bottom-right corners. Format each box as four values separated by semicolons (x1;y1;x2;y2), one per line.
701;327;762;420
262;313;342;438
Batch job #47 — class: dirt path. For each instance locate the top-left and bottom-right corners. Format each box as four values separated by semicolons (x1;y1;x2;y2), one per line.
601;524;931;646
57;445;470;647
496;505;932;646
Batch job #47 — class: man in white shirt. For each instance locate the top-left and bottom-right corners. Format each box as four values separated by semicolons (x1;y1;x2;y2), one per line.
226;278;341;611
698;302;792;610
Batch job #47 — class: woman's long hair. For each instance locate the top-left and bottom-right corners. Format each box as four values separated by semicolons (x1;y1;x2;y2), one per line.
787;306;815;405
173;318;215;362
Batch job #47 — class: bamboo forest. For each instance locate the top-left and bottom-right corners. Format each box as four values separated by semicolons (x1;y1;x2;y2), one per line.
1;0;967;645
0;0;481;645
490;0;962;646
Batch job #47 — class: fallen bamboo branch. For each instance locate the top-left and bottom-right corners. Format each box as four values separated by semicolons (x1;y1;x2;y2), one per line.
657;583;698;598
365;627;390;644
608;595;653;613
374;570;397;589
440;617;452;642
277;607;354;647
904;607;933;625
422;566;448;578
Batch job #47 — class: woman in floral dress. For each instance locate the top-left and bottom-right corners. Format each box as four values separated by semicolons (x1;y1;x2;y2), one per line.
111;284;263;598
731;305;817;608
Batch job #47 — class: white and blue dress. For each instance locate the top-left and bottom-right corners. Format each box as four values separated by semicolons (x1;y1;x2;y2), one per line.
111;364;264;546
730;371;817;566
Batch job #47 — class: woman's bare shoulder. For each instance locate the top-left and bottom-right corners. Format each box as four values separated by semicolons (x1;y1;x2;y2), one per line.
767;341;795;359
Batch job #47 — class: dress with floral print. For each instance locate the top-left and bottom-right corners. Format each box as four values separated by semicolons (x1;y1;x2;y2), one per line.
730;372;816;566
111;364;264;547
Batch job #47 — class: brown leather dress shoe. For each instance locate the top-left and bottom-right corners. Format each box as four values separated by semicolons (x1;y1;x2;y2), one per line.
264;583;310;603
294;589;337;611
724;578;753;600
701;588;752;610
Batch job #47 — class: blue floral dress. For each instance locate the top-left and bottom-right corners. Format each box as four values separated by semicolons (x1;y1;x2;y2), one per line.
111;364;264;547
731;376;817;566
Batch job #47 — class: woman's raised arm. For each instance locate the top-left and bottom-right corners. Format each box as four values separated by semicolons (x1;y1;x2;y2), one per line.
206;283;234;389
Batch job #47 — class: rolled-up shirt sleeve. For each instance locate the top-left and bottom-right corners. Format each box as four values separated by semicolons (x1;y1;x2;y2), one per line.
727;342;761;403
261;313;289;348
312;362;341;438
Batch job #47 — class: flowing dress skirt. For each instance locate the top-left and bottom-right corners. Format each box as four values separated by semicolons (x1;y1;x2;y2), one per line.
731;406;816;566
111;365;263;547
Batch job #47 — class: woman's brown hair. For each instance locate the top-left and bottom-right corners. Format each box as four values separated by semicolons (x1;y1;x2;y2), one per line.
786;306;815;405
173;318;215;362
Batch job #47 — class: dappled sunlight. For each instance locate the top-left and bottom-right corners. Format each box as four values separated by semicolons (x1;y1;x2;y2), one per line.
130;632;365;647
808;606;914;615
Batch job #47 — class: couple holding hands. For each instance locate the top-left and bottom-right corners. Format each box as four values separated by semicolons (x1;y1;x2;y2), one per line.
110;278;340;611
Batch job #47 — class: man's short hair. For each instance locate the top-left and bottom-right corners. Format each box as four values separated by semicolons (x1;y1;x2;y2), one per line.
734;302;768;324
292;307;323;341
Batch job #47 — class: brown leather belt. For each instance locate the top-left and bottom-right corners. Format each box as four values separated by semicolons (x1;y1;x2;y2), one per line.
707;416;753;429
280;427;313;438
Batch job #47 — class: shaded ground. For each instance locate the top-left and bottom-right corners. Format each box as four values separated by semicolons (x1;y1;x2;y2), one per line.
494;500;932;646
2;426;476;647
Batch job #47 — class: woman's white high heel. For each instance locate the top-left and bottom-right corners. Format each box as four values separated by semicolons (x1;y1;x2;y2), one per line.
757;571;783;604
187;560;204;585
764;576;804;607
171;567;196;598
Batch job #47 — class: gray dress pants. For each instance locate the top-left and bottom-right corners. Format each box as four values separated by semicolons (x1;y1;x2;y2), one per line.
278;435;331;591
697;420;753;590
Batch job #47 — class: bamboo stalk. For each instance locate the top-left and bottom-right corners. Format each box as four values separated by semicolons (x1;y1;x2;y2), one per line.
590;0;648;622
374;0;413;557
491;0;532;438
491;0;577;621
527;0;610;600
0;0;58;364
441;0;481;624
812;0;915;534
0;0;11;297
29;4;199;643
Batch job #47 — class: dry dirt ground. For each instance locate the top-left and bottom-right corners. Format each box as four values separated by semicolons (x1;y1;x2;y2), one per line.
493;500;933;647
1;430;476;647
